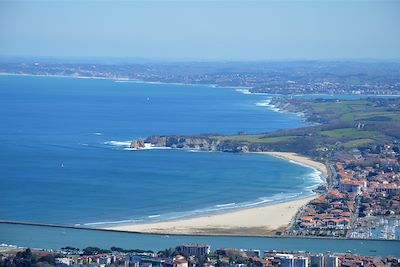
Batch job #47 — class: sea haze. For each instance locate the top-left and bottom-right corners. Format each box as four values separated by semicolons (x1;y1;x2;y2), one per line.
0;75;318;226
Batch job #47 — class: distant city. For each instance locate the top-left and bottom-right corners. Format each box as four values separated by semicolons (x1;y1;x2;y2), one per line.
1;60;400;95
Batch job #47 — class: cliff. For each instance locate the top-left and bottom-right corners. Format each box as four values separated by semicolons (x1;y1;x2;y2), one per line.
130;135;251;153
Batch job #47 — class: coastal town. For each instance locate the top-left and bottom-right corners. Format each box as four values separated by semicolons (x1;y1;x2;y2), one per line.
126;97;400;239
0;63;399;249
290;142;400;239
1;243;399;267
1;61;400;96
2;0;400;265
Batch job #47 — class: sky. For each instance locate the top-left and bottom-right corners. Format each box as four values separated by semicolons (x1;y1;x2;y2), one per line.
0;0;399;61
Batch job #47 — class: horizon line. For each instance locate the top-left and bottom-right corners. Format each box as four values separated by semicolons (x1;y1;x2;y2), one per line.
1;55;400;64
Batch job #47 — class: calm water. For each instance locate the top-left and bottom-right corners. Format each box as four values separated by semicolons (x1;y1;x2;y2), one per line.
0;75;318;226
0;223;399;257
1;75;399;256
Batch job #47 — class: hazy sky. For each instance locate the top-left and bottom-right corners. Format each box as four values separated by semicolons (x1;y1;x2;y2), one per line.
0;0;399;60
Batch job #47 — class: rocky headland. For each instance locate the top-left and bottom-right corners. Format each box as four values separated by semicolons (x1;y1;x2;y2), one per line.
130;135;251;153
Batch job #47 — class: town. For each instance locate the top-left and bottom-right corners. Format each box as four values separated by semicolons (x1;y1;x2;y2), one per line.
128;97;400;239
1;243;399;267
291;142;400;238
1;61;400;96
269;99;400;239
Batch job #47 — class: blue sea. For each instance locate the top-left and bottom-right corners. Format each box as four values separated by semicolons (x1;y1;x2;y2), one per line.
0;75;322;226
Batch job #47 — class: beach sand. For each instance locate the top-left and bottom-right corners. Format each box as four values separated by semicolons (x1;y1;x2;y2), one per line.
103;196;315;236
103;152;326;236
256;152;328;178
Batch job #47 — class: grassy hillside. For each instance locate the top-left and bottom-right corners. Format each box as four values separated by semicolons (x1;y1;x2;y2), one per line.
208;98;400;159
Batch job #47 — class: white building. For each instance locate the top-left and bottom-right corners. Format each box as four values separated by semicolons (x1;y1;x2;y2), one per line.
294;256;308;267
276;254;294;267
180;244;211;256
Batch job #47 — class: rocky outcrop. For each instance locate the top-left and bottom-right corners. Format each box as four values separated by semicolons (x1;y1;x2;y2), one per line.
129;135;251;153
130;139;146;149
145;135;220;150
163;136;220;150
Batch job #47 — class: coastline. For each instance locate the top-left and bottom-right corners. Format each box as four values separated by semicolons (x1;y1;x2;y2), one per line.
102;195;316;236
0;72;251;90
2;73;400;97
2;73;326;237
102;152;326;236
255;151;328;179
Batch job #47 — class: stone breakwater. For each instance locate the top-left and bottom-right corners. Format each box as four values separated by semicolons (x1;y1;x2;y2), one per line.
130;135;251;153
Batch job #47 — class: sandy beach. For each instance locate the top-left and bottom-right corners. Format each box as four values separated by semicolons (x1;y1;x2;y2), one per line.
103;152;326;236
256;152;328;178
104;196;315;236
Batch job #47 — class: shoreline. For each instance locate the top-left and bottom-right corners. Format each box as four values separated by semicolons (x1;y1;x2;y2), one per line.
255;151;328;179
102;152;327;236
1;220;399;242
0;72;250;90
2;73;400;97
2;73;327;237
102;195;316;236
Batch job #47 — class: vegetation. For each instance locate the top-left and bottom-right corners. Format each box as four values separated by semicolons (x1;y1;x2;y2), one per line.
206;97;400;159
110;247;153;254
0;249;57;267
82;247;111;255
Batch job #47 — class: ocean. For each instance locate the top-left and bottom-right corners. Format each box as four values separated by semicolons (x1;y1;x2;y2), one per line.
0;74;318;226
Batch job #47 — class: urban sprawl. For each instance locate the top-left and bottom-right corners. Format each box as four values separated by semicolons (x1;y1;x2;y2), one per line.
1;243;399;267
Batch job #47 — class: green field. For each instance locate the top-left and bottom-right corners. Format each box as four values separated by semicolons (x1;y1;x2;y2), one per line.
213;134;297;144
308;100;371;113
341;111;400;122
188;98;400;158
343;139;376;148
320;128;378;138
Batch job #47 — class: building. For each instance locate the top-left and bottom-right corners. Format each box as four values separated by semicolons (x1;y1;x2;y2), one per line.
97;256;112;265
244;249;261;257
276;254;294;267
125;255;141;267
310;254;324;267
339;179;362;194
55;257;74;266
324;255;339;267
375;183;400;196
294;256;308;267
180;244;210;256
173;255;188;267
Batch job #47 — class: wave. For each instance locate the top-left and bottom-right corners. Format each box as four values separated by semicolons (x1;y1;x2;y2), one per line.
124;145;172;151
254;100;308;126
83;219;143;226
148;214;161;218
255;98;286;113
235;88;252;95
104;140;171;151
104;140;132;147
235;88;271;95
285;159;325;183
215;202;236;208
